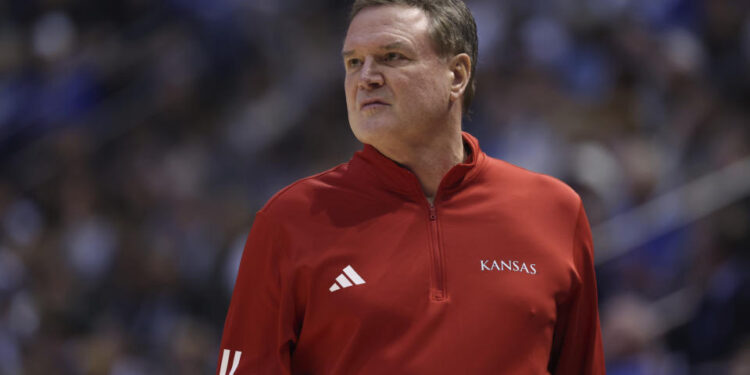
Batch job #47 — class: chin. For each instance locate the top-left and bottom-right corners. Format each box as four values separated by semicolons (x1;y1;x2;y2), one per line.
349;117;399;147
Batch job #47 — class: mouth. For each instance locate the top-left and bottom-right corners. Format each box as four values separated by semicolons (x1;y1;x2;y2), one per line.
360;99;389;110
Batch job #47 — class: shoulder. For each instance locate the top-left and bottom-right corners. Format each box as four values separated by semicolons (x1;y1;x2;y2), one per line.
257;162;365;222
480;156;582;213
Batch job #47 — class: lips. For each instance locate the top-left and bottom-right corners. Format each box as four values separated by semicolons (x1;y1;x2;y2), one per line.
359;98;389;110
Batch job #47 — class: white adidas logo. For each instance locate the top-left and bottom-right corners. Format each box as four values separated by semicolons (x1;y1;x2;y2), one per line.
329;265;366;292
218;349;241;375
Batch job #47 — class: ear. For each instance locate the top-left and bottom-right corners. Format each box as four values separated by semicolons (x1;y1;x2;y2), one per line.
448;53;471;103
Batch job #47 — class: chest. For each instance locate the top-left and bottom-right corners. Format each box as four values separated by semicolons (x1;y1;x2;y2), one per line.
290;202;576;330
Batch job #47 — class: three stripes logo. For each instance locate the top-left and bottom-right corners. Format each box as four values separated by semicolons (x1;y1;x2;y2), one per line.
219;349;242;375
329;265;366;292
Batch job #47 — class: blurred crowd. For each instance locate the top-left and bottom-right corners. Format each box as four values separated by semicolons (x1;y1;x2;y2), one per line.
0;0;748;374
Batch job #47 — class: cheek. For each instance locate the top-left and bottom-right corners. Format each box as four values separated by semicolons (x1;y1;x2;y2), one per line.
344;78;361;128
405;74;450;109
344;77;357;106
344;85;352;106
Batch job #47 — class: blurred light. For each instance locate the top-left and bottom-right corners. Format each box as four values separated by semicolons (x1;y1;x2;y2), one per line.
0;248;25;293
162;143;208;199
469;0;507;61
662;28;705;75
562;47;613;100
178;228;217;285
32;12;76;61
631;0;680;28
7;292;39;339
63;218;118;282
496;117;566;177
0;332;22;375
2;199;44;247
586;0;629;20
110;357;151;375
521;16;571;67
573;142;625;211
594;156;750;264
602;294;658;358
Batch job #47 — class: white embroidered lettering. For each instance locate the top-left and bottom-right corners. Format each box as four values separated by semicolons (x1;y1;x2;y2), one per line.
481;260;492;271
500;260;511;271
480;259;537;275
519;263;529;273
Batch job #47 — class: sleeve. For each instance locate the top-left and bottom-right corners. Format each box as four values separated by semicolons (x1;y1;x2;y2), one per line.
548;201;606;374
216;210;298;375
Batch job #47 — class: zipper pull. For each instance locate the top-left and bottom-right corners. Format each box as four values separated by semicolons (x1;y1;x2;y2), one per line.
428;205;437;221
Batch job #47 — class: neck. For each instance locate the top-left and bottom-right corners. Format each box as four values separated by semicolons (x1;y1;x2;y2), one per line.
375;129;466;204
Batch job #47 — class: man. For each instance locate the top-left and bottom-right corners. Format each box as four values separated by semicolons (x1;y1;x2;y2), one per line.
217;0;606;374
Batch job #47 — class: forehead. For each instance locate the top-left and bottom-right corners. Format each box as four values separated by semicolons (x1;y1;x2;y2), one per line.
343;5;433;53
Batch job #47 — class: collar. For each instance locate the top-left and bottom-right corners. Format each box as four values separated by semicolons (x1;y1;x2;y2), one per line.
350;131;486;200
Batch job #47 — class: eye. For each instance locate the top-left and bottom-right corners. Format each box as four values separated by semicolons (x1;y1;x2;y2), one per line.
346;58;362;69
384;52;403;62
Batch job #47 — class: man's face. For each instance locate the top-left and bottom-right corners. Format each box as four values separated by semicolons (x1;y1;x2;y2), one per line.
342;5;454;148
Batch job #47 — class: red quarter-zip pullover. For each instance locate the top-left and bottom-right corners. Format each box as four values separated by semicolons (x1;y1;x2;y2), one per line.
217;132;605;374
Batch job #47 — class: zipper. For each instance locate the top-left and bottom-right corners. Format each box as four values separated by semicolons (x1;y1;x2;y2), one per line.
427;203;447;301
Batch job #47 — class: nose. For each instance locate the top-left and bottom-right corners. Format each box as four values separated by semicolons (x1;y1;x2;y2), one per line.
358;57;384;90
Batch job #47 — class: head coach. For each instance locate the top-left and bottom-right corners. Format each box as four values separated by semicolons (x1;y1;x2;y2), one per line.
216;0;606;374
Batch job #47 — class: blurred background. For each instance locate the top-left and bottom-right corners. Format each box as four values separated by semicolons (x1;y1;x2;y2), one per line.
0;0;748;373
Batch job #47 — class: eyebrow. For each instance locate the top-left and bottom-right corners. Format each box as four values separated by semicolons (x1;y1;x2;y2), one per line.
341;42;412;58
